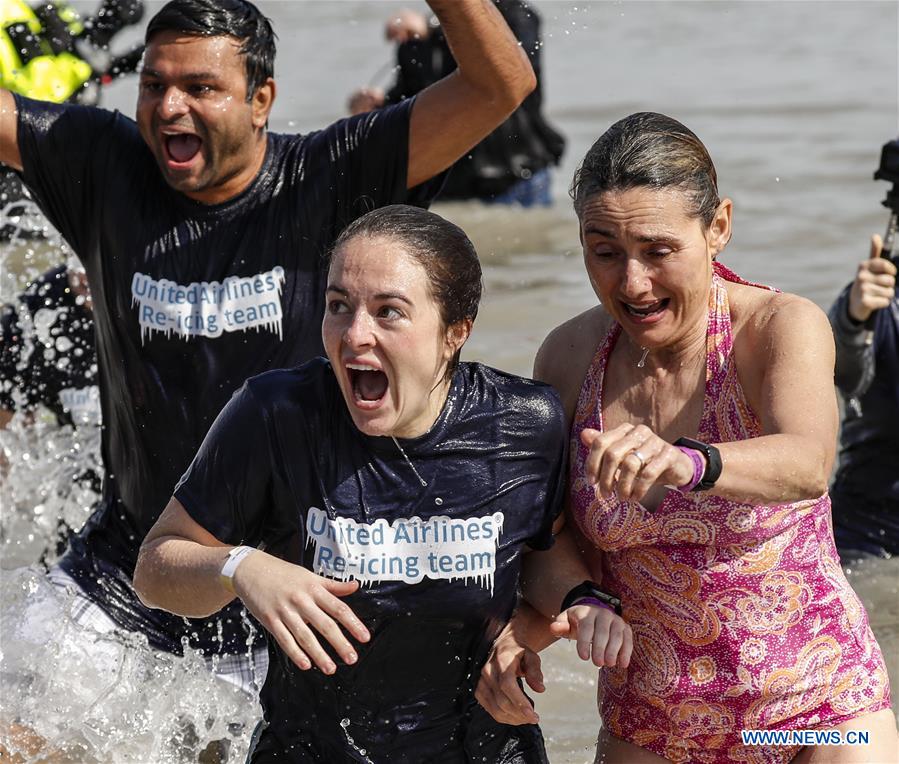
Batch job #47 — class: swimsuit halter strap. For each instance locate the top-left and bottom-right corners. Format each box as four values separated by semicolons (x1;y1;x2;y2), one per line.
574;265;751;436
705;271;734;386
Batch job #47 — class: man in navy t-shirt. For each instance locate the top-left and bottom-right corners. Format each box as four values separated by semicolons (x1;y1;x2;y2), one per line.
0;0;535;676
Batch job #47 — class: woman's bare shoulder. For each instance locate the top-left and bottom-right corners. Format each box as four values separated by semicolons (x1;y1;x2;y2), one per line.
534;306;611;417
535;306;610;375
727;282;828;340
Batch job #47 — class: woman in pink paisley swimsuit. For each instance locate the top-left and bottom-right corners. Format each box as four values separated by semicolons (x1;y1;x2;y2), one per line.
477;113;896;763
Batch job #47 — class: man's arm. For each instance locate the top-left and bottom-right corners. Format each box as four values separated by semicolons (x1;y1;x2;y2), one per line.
0;90;23;171
406;0;536;189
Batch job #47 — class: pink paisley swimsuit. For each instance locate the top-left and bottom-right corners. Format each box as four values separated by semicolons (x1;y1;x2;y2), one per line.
570;266;891;764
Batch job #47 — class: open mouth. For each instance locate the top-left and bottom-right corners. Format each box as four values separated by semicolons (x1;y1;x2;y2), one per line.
163;133;202;166
622;298;669;319
347;363;389;407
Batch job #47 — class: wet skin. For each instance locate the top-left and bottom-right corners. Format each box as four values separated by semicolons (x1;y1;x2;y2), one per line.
322;235;467;440
579;187;730;363
136;32;274;205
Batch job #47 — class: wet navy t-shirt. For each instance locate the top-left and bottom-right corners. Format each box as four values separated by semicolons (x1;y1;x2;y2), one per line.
175;359;567;763
14;94;441;653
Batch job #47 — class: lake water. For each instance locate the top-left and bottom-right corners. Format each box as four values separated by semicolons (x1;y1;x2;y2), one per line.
1;1;897;762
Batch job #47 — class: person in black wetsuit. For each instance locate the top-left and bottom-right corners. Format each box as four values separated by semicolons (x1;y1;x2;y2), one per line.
135;205;632;763
0;0;536;748
828;234;899;558
348;0;566;206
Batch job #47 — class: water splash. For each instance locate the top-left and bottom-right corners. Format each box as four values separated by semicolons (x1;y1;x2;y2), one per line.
0;197;102;568
1;199;71;303
1;199;100;567
0;568;260;763
0;412;101;568
2;204;262;762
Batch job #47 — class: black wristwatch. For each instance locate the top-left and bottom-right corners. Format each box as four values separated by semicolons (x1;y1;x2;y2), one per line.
673;436;722;491
560;580;622;616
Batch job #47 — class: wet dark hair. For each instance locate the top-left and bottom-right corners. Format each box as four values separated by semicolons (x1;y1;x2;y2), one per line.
331;205;483;380
571;112;721;229
145;0;276;100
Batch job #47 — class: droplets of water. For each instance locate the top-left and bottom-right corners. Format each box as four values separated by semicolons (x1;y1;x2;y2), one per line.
0;568;260;763
0;211;95;546
339;717;372;763
1;200;68;304
544;4;592;40
0;411;101;567
3;208;255;761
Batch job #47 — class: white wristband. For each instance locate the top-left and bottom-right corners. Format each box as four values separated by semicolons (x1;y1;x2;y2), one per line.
220;545;256;594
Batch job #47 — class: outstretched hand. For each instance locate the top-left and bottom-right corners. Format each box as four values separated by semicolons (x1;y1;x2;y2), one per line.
550;603;632;668
582;424;695;503
476;625;545;726
233;552;370;674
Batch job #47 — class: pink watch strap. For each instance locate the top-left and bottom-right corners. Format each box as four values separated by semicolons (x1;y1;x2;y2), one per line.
676;446;706;492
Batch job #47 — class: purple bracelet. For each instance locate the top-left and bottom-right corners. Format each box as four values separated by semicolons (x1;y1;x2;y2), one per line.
569;596;616;613
676;446;706;492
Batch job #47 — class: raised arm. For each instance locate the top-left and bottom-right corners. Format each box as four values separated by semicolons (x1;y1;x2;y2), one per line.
0;89;22;171
406;0;536;189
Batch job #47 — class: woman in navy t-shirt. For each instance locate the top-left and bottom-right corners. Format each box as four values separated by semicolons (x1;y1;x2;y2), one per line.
134;205;631;763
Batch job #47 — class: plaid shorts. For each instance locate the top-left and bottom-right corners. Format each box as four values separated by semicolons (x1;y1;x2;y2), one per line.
46;564;269;696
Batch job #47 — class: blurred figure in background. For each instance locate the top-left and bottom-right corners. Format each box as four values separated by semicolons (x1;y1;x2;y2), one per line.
0;0;144;104
828;233;899;559
349;0;565;206
0;259;101;565
1;0;144;221
0;259;98;431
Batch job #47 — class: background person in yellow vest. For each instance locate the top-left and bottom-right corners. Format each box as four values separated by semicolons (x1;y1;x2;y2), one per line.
1;1;143;236
1;0;90;102
0;0;143;104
